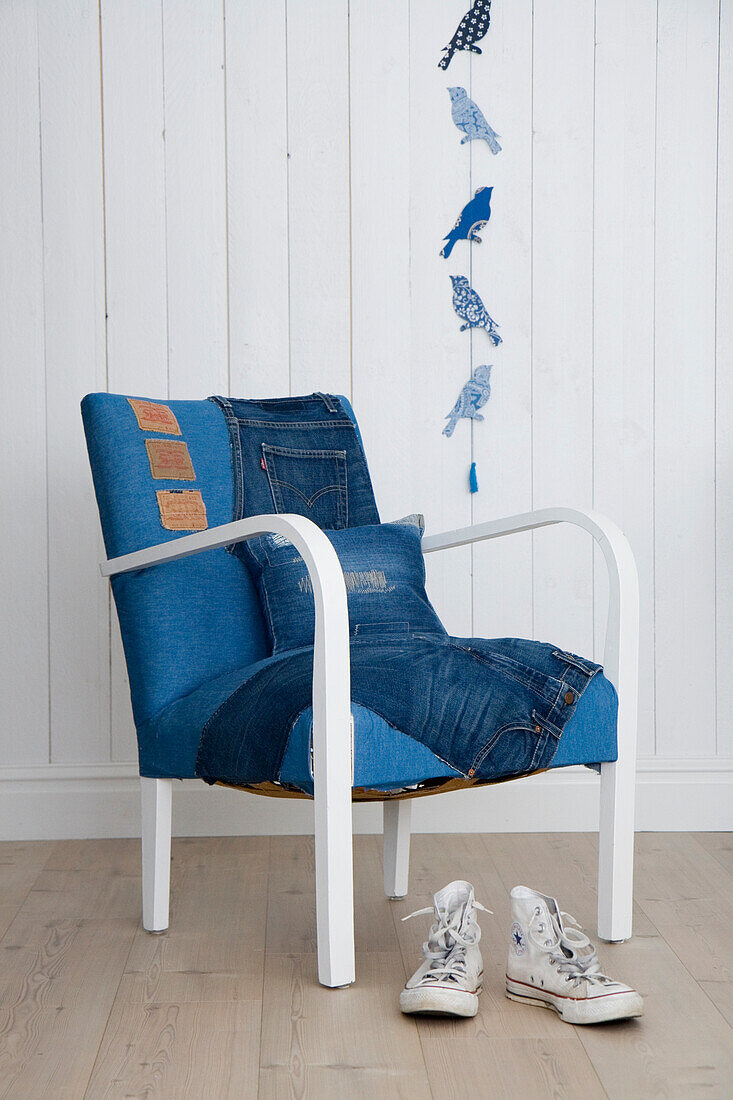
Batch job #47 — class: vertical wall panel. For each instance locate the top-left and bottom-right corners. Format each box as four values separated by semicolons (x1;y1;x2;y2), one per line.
0;1;50;764
286;0;351;397
408;0;473;635
654;0;719;757
349;0;413;522
716;0;733;755
162;0;228;398
593;0;657;753
470;0;534;643
531;0;596;661
100;0;169;761
38;0;110;764
226;0;290;399
2;0;733;797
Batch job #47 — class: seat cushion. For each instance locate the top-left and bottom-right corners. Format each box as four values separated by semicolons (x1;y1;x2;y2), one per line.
138;660;618;789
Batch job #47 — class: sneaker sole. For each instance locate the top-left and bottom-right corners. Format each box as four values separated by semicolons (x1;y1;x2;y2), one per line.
505;976;643;1024
399;985;481;1017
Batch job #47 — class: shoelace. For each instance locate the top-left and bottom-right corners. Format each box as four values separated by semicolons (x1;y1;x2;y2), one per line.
402;899;492;986
528;907;616;990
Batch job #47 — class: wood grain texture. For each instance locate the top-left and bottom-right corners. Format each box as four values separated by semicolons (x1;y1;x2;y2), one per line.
0;833;731;1097
0;912;135;1098
0;842;54;940
87;1001;261;1099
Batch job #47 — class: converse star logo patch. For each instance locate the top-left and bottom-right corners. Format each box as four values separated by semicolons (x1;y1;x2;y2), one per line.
511;922;526;956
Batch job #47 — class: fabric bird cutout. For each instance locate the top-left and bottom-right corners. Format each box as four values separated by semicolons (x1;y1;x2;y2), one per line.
447;87;501;154
441;186;493;259
443;364;493;437
438;0;492;71
450;275;502;345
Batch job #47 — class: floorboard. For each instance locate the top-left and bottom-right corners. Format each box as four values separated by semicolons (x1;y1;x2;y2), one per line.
0;833;730;1098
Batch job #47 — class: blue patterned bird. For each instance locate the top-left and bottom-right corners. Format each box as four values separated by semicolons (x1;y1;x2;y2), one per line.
443;364;493;437
438;0;492;71
450;275;502;345
441;186;493;258
447;87;501;154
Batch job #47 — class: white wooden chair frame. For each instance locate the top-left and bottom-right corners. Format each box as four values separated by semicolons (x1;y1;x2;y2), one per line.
102;506;639;989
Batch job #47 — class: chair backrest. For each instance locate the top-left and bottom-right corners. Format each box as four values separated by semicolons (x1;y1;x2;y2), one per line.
82;393;269;726
83;392;370;728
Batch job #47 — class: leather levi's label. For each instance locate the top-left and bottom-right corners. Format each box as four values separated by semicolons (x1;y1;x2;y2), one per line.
145;438;196;481
127;398;181;435
156;490;208;531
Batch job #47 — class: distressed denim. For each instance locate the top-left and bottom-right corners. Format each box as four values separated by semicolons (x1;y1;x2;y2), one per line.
201;394;603;788
241;515;446;654
195;634;601;786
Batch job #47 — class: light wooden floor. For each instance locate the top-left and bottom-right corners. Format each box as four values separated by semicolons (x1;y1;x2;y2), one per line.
1;833;732;1099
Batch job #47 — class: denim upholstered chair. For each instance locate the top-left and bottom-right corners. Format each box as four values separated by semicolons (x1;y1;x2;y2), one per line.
82;392;639;988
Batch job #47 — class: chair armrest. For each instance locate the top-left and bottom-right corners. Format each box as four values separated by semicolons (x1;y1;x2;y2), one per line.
102;514;353;797
423;507;639;770
422;507;637;684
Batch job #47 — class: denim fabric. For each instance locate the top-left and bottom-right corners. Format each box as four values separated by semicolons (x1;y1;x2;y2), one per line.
280;672;618;793
138;664;617;784
209;393;380;530
241;514;446;654
81;393;269;727
196;635;602;787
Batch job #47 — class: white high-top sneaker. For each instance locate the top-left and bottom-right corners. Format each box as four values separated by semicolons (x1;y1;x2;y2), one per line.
399;880;490;1017
505;886;644;1024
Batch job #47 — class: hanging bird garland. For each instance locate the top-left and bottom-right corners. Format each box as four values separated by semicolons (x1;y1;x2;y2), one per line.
441;186;493;258
447;87;501;153
438;0;493;71
450;275;501;345
443;364;493;437
436;2;501;494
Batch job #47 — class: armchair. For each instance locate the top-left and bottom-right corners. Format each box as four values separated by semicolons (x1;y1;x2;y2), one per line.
83;393;638;989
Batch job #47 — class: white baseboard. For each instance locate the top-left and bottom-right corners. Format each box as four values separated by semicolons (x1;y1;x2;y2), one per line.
0;758;731;840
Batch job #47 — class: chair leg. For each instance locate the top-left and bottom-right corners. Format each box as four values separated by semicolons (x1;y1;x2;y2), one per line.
141;777;172;933
383;799;411;899
314;764;355;988
597;759;635;941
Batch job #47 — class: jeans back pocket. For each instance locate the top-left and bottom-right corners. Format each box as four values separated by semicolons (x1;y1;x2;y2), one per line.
262;444;348;529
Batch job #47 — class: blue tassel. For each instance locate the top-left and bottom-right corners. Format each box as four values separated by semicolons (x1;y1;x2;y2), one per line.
469;461;478;493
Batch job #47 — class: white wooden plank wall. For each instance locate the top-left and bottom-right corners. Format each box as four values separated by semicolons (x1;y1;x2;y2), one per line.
1;0;731;803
